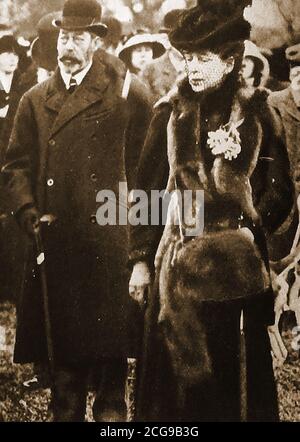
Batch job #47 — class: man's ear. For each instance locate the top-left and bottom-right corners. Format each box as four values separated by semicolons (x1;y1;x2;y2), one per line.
226;56;235;73
93;36;101;51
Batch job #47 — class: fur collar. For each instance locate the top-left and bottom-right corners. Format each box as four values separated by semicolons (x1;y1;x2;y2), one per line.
173;74;270;118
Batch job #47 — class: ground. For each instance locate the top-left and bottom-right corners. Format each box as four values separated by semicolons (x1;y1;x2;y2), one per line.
0;302;299;422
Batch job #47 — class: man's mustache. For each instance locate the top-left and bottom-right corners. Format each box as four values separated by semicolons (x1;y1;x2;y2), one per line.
59;55;80;64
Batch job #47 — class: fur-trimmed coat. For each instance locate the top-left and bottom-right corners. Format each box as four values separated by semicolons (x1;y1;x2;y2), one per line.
130;76;293;421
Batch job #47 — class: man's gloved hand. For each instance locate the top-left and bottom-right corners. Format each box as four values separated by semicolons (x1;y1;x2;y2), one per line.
17;206;40;237
129;261;151;307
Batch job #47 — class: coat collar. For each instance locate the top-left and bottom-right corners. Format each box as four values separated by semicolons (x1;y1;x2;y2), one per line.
280;87;300;122
45;56;118;136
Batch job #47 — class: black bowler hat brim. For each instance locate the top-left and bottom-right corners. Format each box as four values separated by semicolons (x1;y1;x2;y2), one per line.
53;17;107;38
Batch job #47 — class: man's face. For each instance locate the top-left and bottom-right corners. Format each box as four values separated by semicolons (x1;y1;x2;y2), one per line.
57;29;98;75
290;66;300;91
182;50;234;93
131;44;153;72
0;51;19;74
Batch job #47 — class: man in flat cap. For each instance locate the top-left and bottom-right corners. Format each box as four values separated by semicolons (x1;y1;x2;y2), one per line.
2;0;152;422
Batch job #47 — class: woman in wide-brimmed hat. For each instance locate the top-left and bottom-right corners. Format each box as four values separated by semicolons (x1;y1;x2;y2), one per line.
241;40;270;91
117;30;165;77
129;0;292;422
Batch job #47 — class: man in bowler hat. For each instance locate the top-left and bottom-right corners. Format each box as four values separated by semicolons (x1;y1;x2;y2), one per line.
2;0;152;421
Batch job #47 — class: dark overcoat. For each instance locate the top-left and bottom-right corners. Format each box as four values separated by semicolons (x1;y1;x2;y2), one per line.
266;88;300;260
0;68;37;301
2;54;152;365
130;78;294;421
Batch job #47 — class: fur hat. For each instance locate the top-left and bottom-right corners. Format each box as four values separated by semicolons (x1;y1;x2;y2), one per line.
169;0;252;53
31;12;60;72
53;0;107;38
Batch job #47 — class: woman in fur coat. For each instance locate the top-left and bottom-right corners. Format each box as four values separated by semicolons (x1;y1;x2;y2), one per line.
129;1;294;422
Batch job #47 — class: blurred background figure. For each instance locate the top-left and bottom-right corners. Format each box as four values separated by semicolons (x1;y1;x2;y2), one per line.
0;35;25;302
99;16;123;55
0;22;13;39
0;35;23;162
262;46;290;92
117;29;165;79
29;12;61;84
141;9;185;102
267;43;300;264
269;43;300;198
241;40;270;92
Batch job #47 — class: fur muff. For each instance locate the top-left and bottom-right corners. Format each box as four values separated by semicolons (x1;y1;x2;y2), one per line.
158;230;269;388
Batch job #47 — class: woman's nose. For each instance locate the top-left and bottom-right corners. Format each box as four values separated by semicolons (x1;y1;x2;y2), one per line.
188;56;199;69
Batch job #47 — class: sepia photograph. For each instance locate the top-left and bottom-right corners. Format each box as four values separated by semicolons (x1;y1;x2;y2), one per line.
0;0;300;426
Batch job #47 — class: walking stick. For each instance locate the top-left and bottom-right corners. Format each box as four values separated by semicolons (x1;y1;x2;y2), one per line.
239;309;247;422
33;215;56;377
126;284;152;422
125;358;137;422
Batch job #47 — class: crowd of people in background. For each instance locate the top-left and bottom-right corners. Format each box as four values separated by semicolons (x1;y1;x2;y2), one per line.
0;2;297;178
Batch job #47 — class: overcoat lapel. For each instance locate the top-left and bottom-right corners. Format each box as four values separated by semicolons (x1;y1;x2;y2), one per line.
45;57;114;136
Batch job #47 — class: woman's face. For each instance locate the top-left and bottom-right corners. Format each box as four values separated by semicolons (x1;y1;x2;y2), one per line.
182;50;234;93
131;44;153;71
241;57;255;79
0;51;19;74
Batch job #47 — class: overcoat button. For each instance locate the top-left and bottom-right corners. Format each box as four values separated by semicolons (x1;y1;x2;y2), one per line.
47;178;54;186
90;214;97;224
90;173;97;182
49;139;56;146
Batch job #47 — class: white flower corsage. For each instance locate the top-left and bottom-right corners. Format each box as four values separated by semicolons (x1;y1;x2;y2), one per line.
207;118;244;161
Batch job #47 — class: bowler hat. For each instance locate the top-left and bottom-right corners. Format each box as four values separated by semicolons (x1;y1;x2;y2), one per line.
169;0;252;53
53;0;107;38
31;12;61;71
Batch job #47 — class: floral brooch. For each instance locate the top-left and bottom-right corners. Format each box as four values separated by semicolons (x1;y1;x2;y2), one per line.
207;118;244;161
